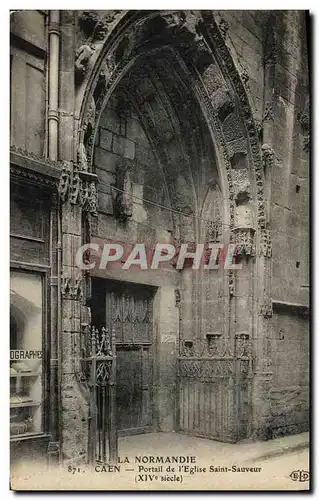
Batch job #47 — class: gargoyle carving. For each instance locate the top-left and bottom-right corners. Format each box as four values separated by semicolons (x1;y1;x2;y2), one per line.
75;44;94;78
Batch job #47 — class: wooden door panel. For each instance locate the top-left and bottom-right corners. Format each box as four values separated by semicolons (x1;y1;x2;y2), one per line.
116;348;142;430
104;281;154;433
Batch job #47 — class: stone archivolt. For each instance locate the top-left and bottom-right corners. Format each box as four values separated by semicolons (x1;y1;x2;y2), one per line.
73;10;269;363
76;10;265;234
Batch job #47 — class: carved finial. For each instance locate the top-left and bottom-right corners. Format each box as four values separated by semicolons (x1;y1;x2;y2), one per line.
91;326;97;356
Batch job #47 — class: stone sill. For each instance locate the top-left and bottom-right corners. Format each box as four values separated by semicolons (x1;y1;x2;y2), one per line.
10;432;51;443
272;300;309;316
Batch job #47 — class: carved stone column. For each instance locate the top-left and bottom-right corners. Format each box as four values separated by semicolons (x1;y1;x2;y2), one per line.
58;11;92;464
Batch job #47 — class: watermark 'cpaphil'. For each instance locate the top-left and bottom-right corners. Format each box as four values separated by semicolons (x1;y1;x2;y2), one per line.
75;240;242;272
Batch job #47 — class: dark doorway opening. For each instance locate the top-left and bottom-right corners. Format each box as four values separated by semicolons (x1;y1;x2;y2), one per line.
91;278;155;435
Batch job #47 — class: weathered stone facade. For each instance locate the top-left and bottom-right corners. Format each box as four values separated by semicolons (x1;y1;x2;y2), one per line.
10;10;309;464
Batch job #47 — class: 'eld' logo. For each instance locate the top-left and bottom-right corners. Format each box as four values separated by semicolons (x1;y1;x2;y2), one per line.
290;470;310;482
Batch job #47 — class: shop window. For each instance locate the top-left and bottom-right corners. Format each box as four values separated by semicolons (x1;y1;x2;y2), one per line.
10;270;43;438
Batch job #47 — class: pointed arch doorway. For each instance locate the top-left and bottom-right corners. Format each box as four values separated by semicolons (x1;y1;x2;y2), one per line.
75;11;265;461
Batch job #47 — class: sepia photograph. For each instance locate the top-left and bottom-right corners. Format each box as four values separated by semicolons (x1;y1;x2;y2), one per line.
9;9;310;491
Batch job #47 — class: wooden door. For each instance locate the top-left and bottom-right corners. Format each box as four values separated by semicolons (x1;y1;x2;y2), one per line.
105;281;154;434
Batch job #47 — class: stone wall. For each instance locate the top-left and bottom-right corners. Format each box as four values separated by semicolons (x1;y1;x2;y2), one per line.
268;12;309;305
267;12;309;437
269;310;309;437
10;11;47;155
223;11;310;438
219;10;265;122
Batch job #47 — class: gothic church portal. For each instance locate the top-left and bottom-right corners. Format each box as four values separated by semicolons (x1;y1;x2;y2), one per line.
10;10;309;464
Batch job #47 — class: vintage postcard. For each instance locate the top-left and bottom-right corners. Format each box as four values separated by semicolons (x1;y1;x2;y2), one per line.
10;9;310;491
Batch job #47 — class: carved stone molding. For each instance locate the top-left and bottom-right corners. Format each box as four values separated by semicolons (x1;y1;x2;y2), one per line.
229;270;235;296
162;11;186;29
175;289;181;307
61;274;83;300
298;98;310;152
206;333;222;355
231;227;256;256
260;294;272;318
240;68;249;84
263;102;274;122
58;165;71;202
200;13;267;229
262;144;275;170
261;228;272;258
10;145;63;170
82;97;96;140
235;333;251;357
231;169;251;204
205;217;222;243
77;10;267;233
303;135;310;152
58;165;98;216
10;146;61;189
78;10;121;42
80;172;98;214
216;17;229;39
180;335;235;358
255;121;263;142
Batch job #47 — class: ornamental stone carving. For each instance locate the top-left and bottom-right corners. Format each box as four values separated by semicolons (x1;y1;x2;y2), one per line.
298;97;309;152
231;169;251;204
77;142;88;172
58;165;71;202
174;289;181;307
263;102;274;121
262;144;275;170
261;228;272;258
229;270;235;296
235;333;251;357
217;17;230;38
231;227;256;256
78;10;121;42
61;275;83;300
260;294;272;318
205;217;222;243
58;165;98;216
162;11;186;29
75;44;94;79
